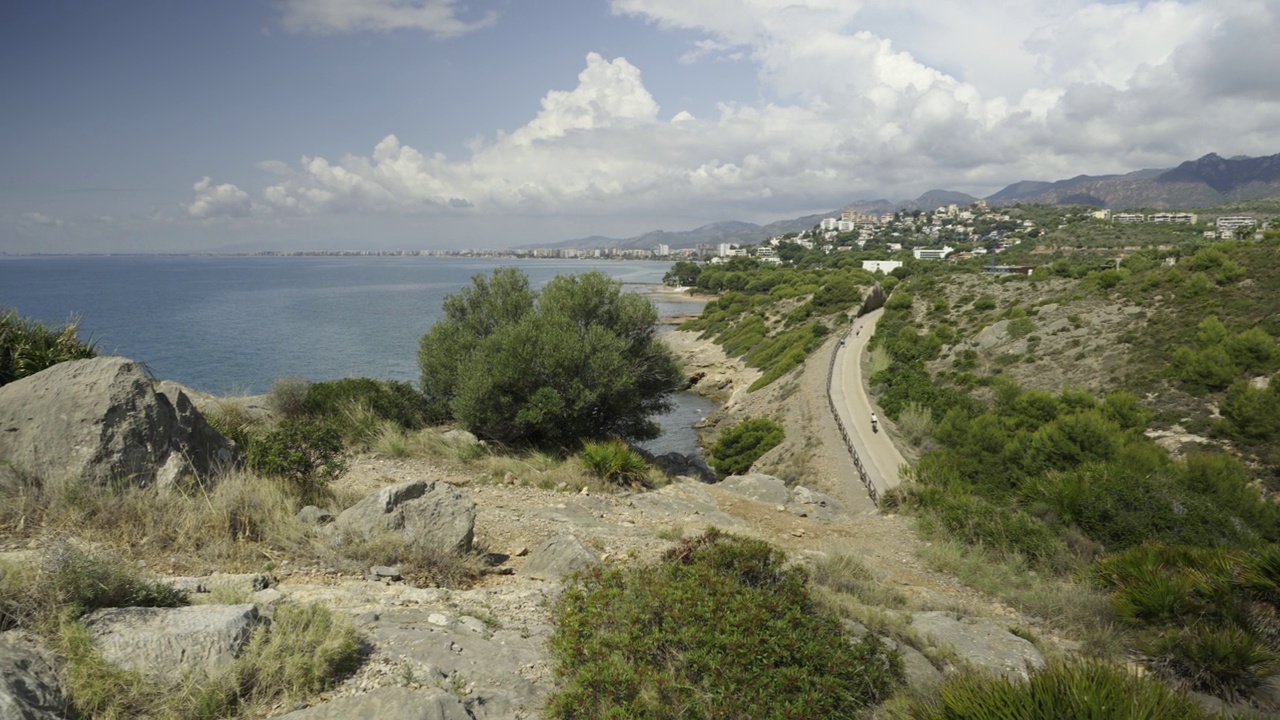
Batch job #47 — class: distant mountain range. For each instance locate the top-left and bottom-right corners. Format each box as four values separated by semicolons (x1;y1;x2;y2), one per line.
540;152;1280;250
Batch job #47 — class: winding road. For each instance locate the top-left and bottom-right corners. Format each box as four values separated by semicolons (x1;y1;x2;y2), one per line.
829;308;908;503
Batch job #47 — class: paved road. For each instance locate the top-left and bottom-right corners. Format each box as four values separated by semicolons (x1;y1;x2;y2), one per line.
829;308;908;502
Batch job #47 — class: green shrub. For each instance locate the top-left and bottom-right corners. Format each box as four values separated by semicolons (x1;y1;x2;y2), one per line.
708;417;785;478
580;439;649;484
265;376;311;420
898;401;934;448
546;529;902;719
303;377;431;430
246;420;347;504
900;659;1211;719
1147;625;1279;702
0;308;97;387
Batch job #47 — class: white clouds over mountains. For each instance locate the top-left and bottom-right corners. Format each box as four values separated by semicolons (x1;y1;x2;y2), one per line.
188;0;1280;227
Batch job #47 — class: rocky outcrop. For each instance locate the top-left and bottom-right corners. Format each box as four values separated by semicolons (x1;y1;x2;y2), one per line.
334;480;476;552
0;631;66;720
82;604;261;681
910;611;1046;681
518;534;599;580
278;687;474;720
719;473;841;520
648;451;715;483
0;357;240;489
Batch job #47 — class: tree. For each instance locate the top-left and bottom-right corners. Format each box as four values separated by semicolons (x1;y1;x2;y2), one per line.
663;260;702;287
418;269;685;449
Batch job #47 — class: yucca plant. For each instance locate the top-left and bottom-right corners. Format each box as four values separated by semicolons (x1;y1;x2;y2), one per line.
579;438;648;484
1146;625;1280;702
908;659;1212;719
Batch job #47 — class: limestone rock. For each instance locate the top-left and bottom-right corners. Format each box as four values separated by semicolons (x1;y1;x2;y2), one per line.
911;611;1045;681
518;533;598;580
718;473;791;505
788;485;841;521
82;604;260;681
277;687;473;720
334;481;476;552
0;631;66;720
441;429;481;447
297;505;334;525
0;357;240;489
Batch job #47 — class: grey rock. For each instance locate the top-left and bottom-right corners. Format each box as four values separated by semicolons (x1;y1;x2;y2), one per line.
374;608;551;718
649;451;716;483
890;640;944;687
788;485;841;521
276;687;473;720
0;357;240;490
252;588;284;605
0;631;66;720
82;604;260;681
165;576;207;594
297;505;334;525
371;565;402;580
911;611;1045;681
335;481;476;553
441;429;481;447
718;473;791;505
518;533;599;580
250;573;272;591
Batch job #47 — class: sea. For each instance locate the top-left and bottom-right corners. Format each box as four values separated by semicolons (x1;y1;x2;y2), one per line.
0;255;717;456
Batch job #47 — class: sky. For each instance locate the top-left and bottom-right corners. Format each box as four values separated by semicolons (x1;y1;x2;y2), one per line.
2;0;1279;254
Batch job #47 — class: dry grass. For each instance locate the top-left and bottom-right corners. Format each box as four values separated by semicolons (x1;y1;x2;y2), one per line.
918;539;1126;660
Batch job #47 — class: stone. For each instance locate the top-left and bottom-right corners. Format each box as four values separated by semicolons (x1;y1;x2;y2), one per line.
275;687;473;720
648;451;716;483
370;565;402;580
0;357;240;490
297;505;334;525
0;631;66;720
718;473;791;505
334;481;476;553
440;429;480;447
518;533;599;580
82;604;260;681
788;485;841;521
911;611;1046;682
165;576;207;594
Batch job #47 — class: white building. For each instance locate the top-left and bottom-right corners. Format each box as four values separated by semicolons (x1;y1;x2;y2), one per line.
913;246;955;261
1217;216;1256;237
862;260;903;274
717;243;737;257
655;243;670;256
1114;213;1145;223
1149;213;1198;224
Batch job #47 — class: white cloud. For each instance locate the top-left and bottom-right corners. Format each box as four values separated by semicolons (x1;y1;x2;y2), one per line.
197;1;1280;233
186;177;253;219
22;212;61;227
279;0;497;37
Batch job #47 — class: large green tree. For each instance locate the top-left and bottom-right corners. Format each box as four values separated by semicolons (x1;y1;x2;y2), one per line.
418;269;685;449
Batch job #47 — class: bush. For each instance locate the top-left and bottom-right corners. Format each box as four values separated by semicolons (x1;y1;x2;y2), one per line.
302;377;431;431
708;417;785;478
265;376;311;420
245;420;347;504
419;269;684;449
1147;626;1279;702
900;659;1211;719
0;308;97;387
580;439;649;484
546;530;902;719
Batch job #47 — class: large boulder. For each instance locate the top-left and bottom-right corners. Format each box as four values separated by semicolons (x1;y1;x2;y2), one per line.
334;480;476;552
82;604;260;682
518;533;599;580
0;357;240;489
0;631;66;720
718;473;792;505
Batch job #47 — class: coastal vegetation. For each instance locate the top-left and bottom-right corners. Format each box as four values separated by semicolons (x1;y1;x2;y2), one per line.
0;308;96;387
417;268;684;450
546;528;902;718
707;416;785;478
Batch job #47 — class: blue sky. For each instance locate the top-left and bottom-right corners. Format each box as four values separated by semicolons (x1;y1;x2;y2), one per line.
3;0;1278;253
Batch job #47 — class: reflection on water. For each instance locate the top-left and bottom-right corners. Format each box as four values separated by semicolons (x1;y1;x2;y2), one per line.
640;390;719;458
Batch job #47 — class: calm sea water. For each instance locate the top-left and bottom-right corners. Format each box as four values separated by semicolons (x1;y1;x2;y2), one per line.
0;255;716;455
